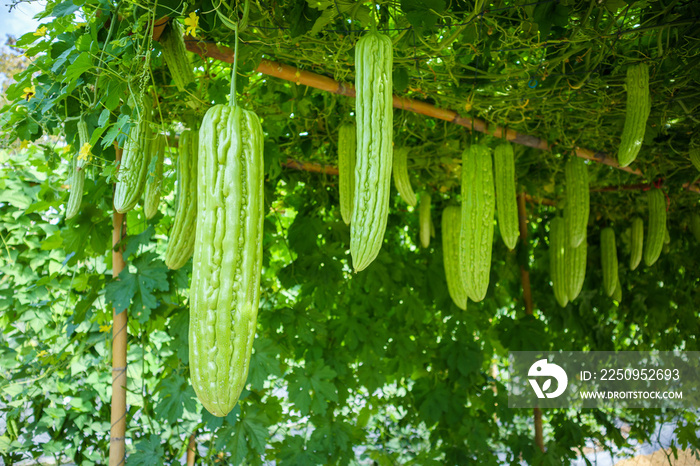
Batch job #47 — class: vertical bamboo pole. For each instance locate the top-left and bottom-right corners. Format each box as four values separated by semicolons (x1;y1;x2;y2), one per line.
110;146;128;465
517;192;545;453
186;432;197;465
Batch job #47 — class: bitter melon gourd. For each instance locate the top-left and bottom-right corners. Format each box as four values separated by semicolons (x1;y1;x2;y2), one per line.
442;206;467;310
114;95;153;213
461;144;495;302
66;120;88;219
160;20;195;93
189;104;264;417
350;30;393;272
566;238;586;302
601;227;618;297
165;130;198;270
629;216;643;271
338;123;356;225
644;189;666;267
565;157;589;248
617;63;651;167
690;213;700;243
550;217;568;307
392;147;416;207
493;142;518;250
144;133;167;219
419;192;431;248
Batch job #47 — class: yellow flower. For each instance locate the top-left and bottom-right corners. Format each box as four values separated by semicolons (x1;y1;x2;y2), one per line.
184;12;199;37
22;85;36;101
75;22;87;28
37;350;48;357
99;324;112;333
78;142;92;162
34;25;47;36
19;140;29;149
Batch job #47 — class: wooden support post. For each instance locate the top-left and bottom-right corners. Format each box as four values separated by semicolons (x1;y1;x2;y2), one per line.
517;192;545;453
110;147;128;465
186;432;197;465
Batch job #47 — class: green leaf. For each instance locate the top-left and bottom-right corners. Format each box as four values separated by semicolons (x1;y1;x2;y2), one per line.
62;52;93;82
247;337;283;390
104;252;169;319
129;435;165;465
401;0;446;32
51;0;81;17
288;362;338;415
154;373;197;423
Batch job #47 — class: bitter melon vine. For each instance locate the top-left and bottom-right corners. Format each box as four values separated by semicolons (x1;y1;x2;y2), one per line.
461;144;495;302
493;142;518;250
350;30;393;272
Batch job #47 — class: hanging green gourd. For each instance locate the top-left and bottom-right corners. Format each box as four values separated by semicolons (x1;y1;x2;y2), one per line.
350;28;393;272
189;24;264;417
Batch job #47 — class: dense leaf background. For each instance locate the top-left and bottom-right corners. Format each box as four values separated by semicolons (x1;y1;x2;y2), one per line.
1;0;700;464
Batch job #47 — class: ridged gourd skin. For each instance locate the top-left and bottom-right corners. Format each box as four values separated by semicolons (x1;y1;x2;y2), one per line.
612;276;622;302
160;21;195;93
564;157;590;248
549;217;568;307
644;189;666;267
419;192;431;248
338;123;356;224
144;133;167;219
392;147;417;207
441;206;468;310
565;238;586;302
76;119;89;169
460;144;495;302
617;63;651;167
493;142;518;250
66;120;88;219
189;105;264;417
600;227;618;297
350;31;393;272
114;95;153;213
629;216;644;271
165;130;199;269
690;213;700;243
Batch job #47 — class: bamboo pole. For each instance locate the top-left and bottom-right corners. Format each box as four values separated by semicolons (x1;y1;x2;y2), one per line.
186;432;197;465
516;192;545;453
110;146;128;465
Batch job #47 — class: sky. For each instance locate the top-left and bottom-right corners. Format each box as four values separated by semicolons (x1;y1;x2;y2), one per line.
1;1;44;39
